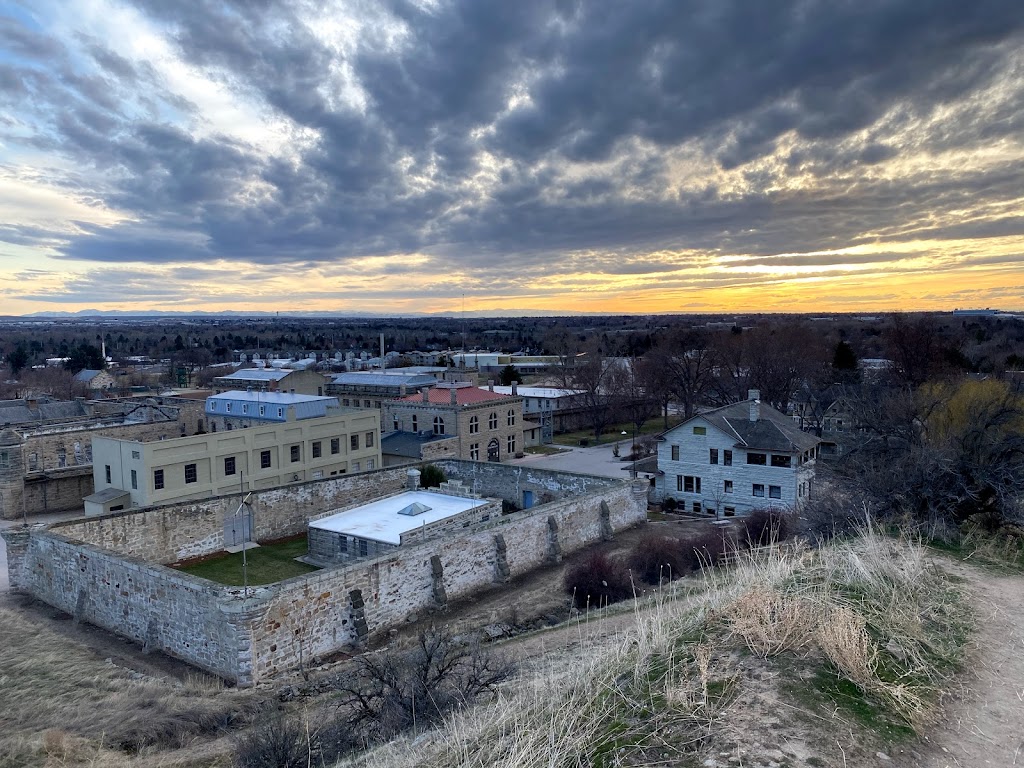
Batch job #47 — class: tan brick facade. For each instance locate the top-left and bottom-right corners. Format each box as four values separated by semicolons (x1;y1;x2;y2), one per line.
383;390;524;462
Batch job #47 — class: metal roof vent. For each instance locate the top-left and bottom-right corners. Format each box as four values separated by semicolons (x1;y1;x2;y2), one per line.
398;501;432;517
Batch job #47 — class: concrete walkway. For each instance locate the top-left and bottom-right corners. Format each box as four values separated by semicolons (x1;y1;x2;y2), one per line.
507;439;649;480
0;509;85;592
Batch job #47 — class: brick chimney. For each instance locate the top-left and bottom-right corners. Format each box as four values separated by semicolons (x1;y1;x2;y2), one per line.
450;386;457;405
421;387;429;403
511;381;518;396
488;380;494;392
748;389;760;422
399;384;407;397
406;468;421;491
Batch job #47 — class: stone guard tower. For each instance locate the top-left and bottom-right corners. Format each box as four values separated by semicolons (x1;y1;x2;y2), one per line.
0;428;25;521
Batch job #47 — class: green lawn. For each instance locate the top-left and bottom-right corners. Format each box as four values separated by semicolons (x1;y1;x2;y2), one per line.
524;444;569;456
551;417;683;447
175;536;319;586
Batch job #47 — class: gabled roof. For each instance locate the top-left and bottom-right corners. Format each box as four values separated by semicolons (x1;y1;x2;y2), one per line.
0;398;90;424
331;372;438;387
669;398;819;453
73;369;103;382
214;368;297;382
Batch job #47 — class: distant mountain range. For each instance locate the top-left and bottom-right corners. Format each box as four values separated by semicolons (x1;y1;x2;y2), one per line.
14;308;595;319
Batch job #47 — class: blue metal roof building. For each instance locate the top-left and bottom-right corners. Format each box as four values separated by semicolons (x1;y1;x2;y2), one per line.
205;391;341;423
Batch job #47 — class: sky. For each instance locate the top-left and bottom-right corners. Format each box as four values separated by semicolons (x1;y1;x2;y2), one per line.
1;0;1024;316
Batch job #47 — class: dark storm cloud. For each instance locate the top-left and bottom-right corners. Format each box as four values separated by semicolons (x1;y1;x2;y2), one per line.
10;0;1024;276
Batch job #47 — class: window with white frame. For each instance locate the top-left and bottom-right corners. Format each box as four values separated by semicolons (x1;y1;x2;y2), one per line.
768;485;782;499
752;483;765;497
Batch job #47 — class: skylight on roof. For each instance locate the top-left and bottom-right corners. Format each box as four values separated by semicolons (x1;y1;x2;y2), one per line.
397;501;432;516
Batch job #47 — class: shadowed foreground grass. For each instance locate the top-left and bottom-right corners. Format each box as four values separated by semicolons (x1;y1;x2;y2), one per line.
0;602;263;767
175;536;319;585
333;531;971;768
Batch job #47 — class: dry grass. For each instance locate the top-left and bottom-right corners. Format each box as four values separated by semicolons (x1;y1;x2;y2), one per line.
0;602;263;767
331;530;970;768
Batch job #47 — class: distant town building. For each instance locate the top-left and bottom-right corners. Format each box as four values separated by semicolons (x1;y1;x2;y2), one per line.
211;367;328;396
327;371;440;409
73;369;115;391
382;382;524;462
483;384;587;441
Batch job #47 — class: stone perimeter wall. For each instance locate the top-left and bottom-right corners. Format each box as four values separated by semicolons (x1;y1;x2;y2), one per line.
3;462;643;685
249;480;645;682
50;465;415;565
5;529;243;678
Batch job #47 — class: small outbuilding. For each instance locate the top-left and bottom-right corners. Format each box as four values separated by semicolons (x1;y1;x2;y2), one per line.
84;487;132;517
307;486;500;565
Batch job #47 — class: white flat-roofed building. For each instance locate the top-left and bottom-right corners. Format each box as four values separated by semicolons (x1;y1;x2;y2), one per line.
307;487;500;564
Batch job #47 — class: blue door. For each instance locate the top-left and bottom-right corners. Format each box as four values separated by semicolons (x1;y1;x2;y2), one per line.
522;490;534;509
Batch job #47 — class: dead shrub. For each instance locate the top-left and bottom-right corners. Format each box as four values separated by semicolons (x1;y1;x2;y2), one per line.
815;604;875;690
724;587;817;657
329;628;514;747
563;550;634;608
234;710;316;768
680;529;730;571
627;533;692;585
742;508;791;548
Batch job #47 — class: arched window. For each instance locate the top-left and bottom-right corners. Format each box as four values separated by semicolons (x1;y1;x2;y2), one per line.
469;415;479;434
507;408;515;426
488;411;498;430
433;416;445;435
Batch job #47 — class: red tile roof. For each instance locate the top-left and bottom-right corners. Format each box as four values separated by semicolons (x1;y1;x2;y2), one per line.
397;387;514;406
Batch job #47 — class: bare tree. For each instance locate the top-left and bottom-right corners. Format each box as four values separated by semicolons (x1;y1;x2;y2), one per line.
556;337;615;441
330;629;514;745
607;356;659;446
837;378;1024;527
646;328;717;419
746;323;828;414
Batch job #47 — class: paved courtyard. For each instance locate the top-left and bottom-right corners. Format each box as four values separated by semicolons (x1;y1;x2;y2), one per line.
507;440;654;481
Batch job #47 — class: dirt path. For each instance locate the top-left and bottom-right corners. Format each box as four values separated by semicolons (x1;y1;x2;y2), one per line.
895;563;1024;768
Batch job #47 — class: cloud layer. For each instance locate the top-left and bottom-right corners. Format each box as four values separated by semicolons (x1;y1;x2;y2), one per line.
2;0;1024;313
